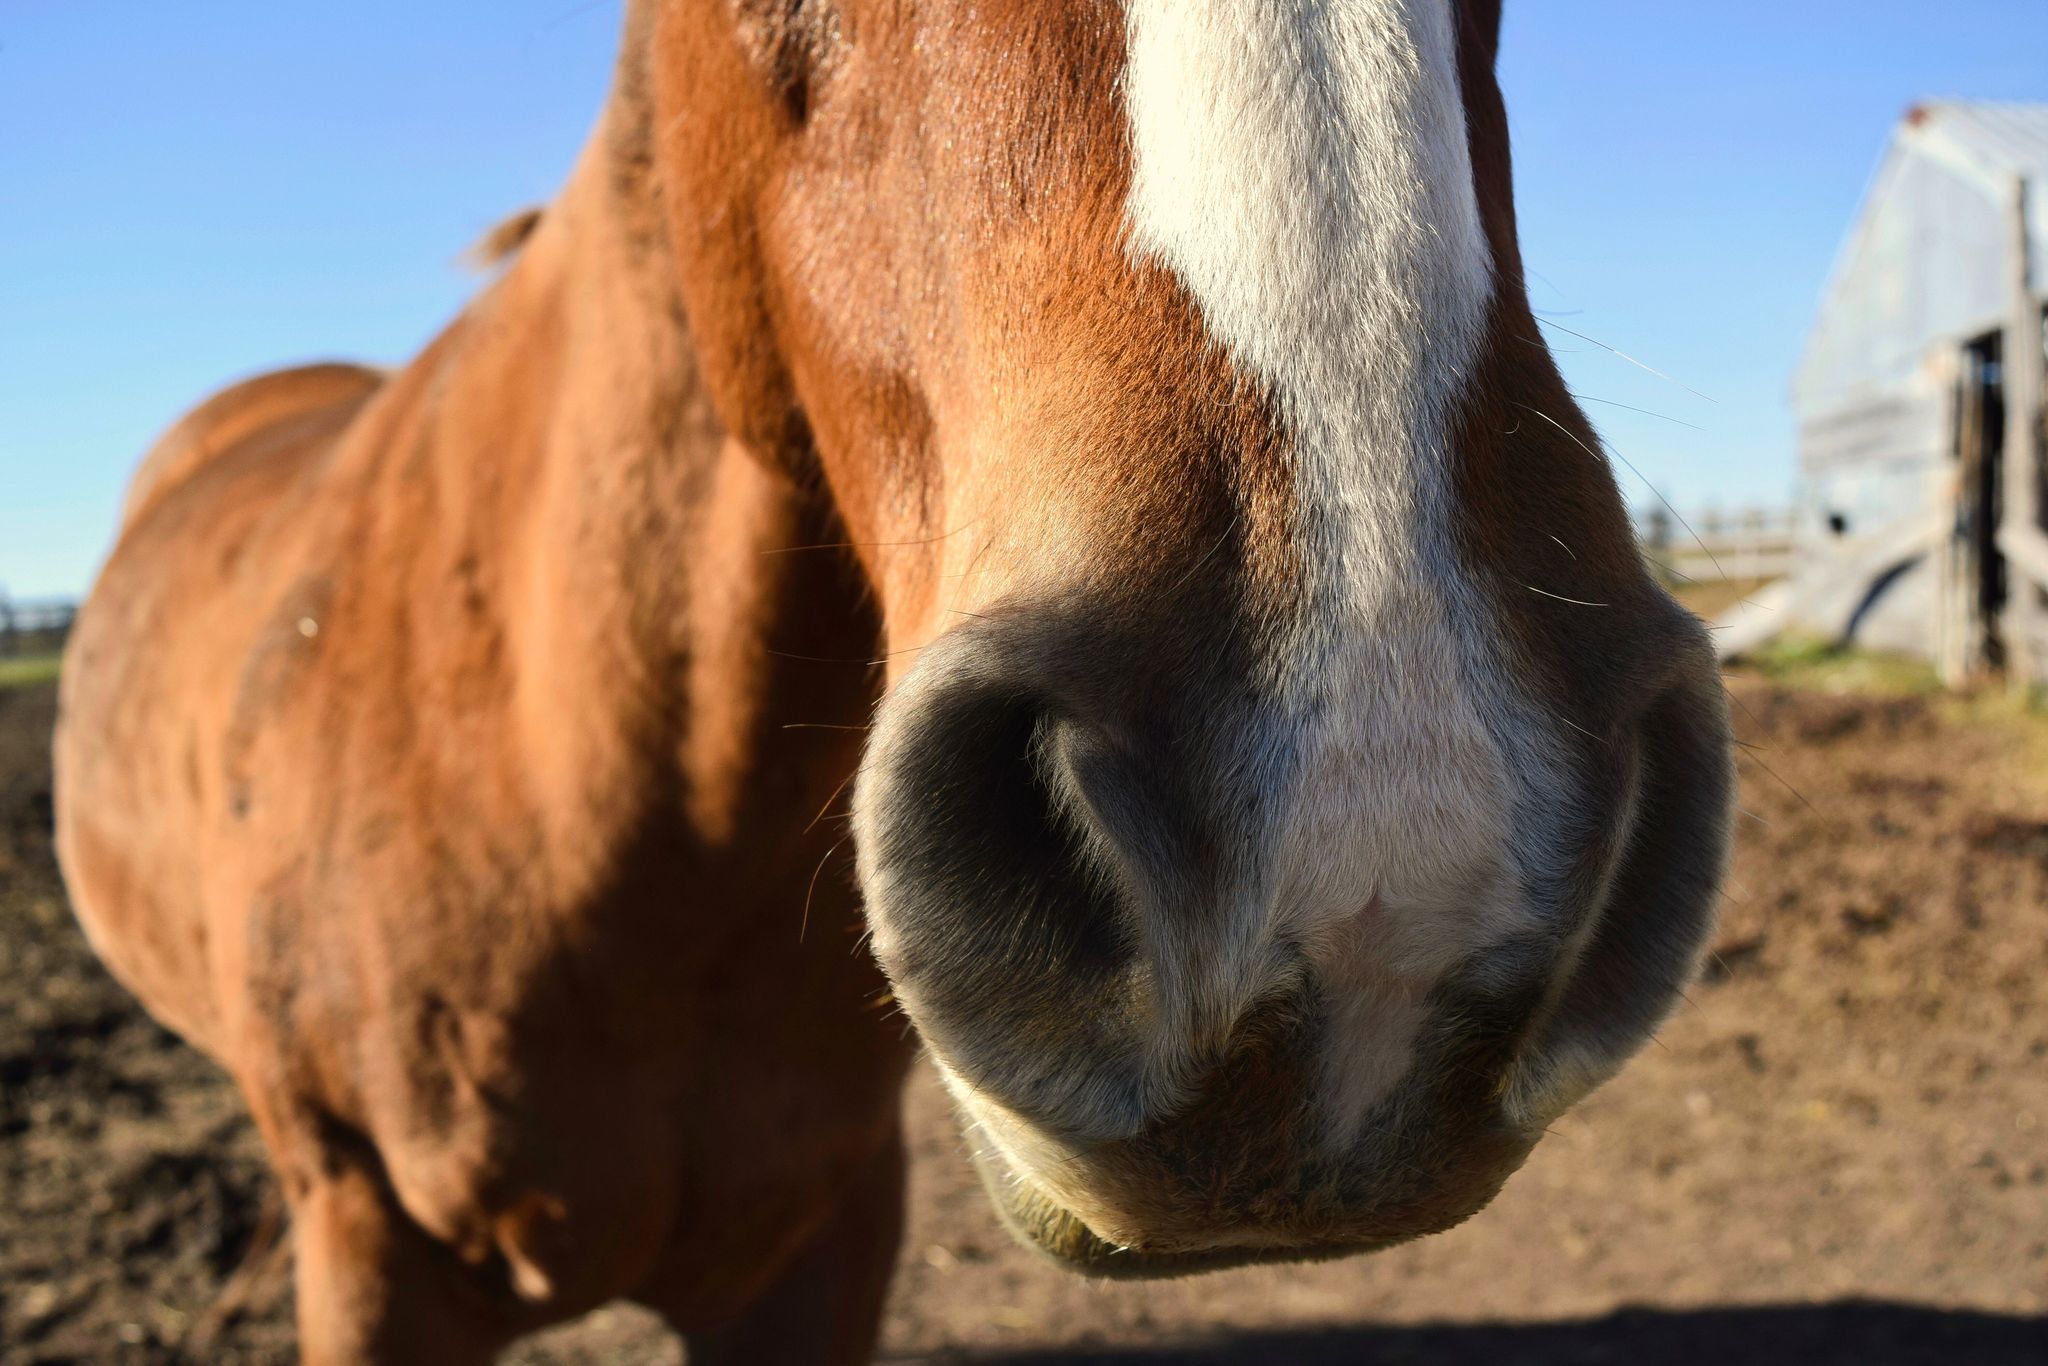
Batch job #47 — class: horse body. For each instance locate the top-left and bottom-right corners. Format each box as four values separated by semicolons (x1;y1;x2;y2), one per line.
60;118;908;1359
56;3;1731;1361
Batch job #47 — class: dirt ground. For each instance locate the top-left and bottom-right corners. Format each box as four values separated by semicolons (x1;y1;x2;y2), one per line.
4;668;2045;1365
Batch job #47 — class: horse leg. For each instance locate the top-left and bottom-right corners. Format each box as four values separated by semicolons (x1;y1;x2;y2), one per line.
290;1153;516;1366
678;1132;908;1366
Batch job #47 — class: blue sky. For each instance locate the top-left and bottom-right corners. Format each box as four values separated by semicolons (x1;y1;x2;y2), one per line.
4;2;2045;600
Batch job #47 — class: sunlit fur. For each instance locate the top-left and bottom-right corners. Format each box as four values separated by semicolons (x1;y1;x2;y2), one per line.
1123;0;1577;1146
54;0;1730;1357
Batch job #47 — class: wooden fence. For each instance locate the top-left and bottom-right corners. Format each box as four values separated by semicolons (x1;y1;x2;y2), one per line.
0;595;77;657
1641;506;1798;587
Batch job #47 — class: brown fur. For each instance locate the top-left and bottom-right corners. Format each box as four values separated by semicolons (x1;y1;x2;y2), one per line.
118;363;386;532
61;68;907;1362
55;3;1728;1360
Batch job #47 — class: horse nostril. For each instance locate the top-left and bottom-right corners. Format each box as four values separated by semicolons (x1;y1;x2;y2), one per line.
861;682;1130;980
853;630;1159;1139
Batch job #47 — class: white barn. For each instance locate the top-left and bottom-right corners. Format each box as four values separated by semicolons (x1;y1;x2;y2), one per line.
1786;101;2048;683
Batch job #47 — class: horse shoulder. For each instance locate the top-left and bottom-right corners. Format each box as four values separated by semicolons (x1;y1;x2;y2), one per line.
119;362;387;533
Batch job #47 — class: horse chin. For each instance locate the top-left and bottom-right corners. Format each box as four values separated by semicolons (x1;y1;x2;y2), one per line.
962;1134;1406;1281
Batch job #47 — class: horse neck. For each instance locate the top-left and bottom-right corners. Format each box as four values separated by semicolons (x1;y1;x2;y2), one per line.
416;110;879;854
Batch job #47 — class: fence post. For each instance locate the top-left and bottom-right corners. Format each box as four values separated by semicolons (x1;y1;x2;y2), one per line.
1645;508;1672;584
2007;174;2044;691
1740;507;1765;583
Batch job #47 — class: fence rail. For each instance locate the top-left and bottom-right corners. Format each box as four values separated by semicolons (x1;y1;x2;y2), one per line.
1641;507;1798;585
0;595;77;655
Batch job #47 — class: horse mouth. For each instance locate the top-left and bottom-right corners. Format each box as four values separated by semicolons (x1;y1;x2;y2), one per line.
962;1134;1403;1280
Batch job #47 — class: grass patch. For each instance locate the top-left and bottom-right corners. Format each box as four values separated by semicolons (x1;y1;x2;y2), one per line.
1734;633;1940;698
1726;634;2048;793
0;654;61;690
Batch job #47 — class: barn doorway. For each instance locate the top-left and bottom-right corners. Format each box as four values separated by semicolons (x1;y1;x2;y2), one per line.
1958;330;2008;669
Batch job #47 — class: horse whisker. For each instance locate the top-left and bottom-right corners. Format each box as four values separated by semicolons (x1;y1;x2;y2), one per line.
1569;391;1708;432
800;832;854;945
1514;402;1729;582
1536;318;1718;404
1523;584;1608;608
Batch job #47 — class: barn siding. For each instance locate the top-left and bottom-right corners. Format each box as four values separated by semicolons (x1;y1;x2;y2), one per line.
1786;103;2048;667
1795;152;2011;415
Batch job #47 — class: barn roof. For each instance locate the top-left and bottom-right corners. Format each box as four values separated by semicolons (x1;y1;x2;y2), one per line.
1902;101;2048;189
1793;101;2048;420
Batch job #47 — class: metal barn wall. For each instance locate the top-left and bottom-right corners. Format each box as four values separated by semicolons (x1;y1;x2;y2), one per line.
1795;153;2010;415
1791;366;1950;658
1790;461;1948;657
1788;104;2048;662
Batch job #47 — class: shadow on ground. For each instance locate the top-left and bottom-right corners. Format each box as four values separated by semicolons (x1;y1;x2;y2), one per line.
935;1302;2048;1365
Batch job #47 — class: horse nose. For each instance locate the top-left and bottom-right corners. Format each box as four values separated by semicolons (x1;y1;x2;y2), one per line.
852;617;1227;1140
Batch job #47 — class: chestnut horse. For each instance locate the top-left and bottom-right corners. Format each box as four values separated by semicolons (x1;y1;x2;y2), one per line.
55;1;1731;1361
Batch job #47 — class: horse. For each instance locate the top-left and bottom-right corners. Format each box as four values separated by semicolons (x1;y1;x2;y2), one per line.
53;1;1732;1360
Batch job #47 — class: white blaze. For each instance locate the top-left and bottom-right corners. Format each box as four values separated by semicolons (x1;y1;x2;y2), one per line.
1122;0;1558;1138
